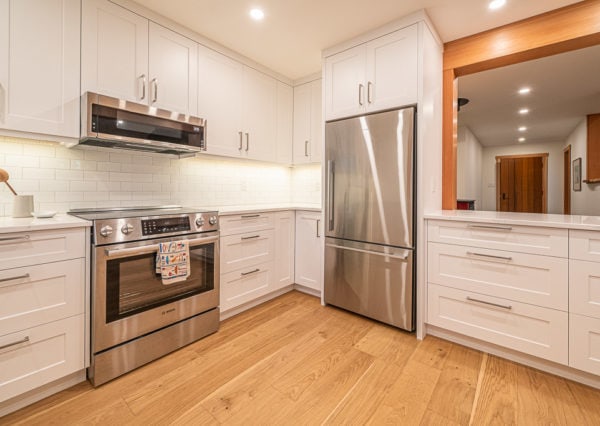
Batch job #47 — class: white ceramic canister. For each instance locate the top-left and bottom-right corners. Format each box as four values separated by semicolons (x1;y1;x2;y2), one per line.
12;195;34;218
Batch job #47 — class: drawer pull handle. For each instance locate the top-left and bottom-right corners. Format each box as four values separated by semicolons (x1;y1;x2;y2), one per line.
466;251;512;261
241;235;260;240
466;296;512;310
0;273;30;284
467;224;513;231
241;214;260;219
0;336;30;351
241;268;260;276
0;235;30;242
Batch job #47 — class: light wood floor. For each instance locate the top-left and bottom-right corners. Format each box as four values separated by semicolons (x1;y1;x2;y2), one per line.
3;291;600;425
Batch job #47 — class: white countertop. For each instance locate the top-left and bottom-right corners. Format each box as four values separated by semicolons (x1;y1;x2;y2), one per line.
0;214;92;233
217;204;322;215
425;210;600;231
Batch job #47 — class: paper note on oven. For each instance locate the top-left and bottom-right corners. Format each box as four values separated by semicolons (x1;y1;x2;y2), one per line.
155;241;191;285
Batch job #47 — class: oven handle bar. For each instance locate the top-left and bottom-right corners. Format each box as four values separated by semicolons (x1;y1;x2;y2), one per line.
104;234;219;259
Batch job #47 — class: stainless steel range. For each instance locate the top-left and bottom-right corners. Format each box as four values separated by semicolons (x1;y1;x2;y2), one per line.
69;206;220;386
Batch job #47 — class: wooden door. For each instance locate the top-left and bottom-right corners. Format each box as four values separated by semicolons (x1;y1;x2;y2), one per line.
497;154;547;213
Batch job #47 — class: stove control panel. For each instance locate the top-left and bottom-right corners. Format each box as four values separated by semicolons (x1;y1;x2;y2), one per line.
142;217;191;236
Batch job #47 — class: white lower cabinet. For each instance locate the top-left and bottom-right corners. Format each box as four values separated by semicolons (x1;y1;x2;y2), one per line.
274;211;295;289
220;262;274;312
570;313;600;375
294;211;322;292
220;230;275;275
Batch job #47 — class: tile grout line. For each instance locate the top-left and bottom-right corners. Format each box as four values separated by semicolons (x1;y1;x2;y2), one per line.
468;352;488;426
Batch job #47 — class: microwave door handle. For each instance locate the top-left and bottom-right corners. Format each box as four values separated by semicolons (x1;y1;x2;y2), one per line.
104;234;219;259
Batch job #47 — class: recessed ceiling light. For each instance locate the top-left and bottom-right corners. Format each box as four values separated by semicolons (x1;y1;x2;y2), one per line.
518;137;526;142
518;87;531;95
489;0;506;10
519;108;529;115
518;126;527;132
249;8;264;21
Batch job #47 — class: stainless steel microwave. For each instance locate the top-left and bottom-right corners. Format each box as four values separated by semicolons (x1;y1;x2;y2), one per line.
79;92;206;157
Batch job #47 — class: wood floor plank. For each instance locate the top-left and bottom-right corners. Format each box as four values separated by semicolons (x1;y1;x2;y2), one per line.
354;322;419;366
420;409;462;426
566;380;600;426
410;335;453;370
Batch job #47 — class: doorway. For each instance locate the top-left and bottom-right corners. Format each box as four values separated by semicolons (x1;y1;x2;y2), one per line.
564;145;571;214
496;153;548;213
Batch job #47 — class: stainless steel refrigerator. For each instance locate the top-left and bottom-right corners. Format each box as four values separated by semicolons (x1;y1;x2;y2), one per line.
324;107;415;331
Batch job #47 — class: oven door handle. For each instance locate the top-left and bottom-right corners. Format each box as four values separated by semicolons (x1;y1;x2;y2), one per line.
104;234;219;259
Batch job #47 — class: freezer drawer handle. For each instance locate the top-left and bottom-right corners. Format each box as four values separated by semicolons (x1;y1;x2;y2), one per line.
241;235;260;240
0;235;30;243
466;296;512;310
0;273;30;285
326;243;409;260
467;224;513;231
241;268;260;276
0;336;30;351
466;251;512;261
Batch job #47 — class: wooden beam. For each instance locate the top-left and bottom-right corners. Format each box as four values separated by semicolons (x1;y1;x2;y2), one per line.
442;69;457;210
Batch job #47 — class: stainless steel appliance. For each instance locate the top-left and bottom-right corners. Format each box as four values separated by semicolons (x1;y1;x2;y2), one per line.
69;206;220;386
324;107;416;331
78;92;206;157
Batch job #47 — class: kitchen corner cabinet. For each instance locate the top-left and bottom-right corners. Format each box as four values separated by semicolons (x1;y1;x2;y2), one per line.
0;0;80;138
274;211;295;289
294;211;322;292
82;0;198;115
276;82;293;164
324;24;418;121
293;79;322;164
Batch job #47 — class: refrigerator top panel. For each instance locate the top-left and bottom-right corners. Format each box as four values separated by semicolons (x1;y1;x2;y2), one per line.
325;107;415;248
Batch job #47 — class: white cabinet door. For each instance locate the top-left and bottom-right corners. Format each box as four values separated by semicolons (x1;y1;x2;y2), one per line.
276;81;293;164
220;230;275;274
570;259;600;318
274;211;295;289
148;22;198;115
570;313;600;375
0;0;80;138
310;79;323;163
293;82;312;164
295;211;322;291
220;261;274;312
325;45;366;121
198;46;244;158
243;66;277;162
366;24;418;111
81;0;148;103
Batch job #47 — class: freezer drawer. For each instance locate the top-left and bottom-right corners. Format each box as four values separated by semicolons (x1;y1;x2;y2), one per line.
324;238;414;331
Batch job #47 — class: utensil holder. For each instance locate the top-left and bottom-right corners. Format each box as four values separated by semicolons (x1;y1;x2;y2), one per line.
12;195;34;218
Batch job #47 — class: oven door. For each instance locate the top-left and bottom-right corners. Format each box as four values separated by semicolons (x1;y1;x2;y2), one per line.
92;232;219;353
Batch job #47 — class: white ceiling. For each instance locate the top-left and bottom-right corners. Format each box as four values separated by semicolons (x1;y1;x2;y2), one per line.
131;0;581;80
458;44;600;147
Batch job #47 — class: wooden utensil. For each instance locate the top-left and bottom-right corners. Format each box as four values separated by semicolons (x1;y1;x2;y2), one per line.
0;168;18;196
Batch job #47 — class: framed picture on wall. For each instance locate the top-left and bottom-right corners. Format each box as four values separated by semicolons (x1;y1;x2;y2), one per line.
573;157;582;192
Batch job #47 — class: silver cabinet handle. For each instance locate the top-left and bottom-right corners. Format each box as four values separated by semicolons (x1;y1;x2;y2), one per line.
326;243;409;260
241;214;260;219
327;160;335;231
0;336;30;351
139;74;146;100
305;140;309;157
358;84;364;106
245;133;250;152
104;233;219;259
466;296;512;310
316;219;320;238
151;78;158;103
241;268;260;276
0;273;30;284
367;81;373;104
466;251;513;261
467;224;513;231
241;235;260;240
0;235;30;243
238;131;243;151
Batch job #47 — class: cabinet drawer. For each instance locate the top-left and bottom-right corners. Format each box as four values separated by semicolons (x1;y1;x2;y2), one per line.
0;228;85;270
220;261;274;312
570;313;600;376
570;259;600;318
0;314;84;403
427;284;568;364
427;220;567;257
428;242;568;310
219;213;275;236
0;258;85;337
220;229;275;274
570;230;600;262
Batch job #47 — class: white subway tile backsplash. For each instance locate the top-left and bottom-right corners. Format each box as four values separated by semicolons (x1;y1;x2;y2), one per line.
97;162;121;172
6;155;39;168
109;172;132;182
22;168;55;180
55;170;84;181
70;181;98;192
55;191;85;202
70;159;97;171
109;192;133;201
40;157;70;169
83;150;110;162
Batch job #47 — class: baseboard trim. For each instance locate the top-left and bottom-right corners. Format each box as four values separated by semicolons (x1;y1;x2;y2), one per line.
220;286;295;321
292;284;321;298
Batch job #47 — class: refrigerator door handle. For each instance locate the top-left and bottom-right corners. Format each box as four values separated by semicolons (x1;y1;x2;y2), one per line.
325;242;409;261
327;160;335;231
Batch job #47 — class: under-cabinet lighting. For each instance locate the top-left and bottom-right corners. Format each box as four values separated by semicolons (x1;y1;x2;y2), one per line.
518;87;531;95
489;0;506;10
519;108;529;115
518;137;526;142
249;8;265;20
518;126;527;132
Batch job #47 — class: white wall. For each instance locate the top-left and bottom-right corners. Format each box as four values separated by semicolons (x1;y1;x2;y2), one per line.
0;135;321;216
456;126;482;209
480;140;564;214
566;118;600;215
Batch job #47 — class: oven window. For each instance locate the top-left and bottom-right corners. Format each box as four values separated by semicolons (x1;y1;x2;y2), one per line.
105;243;214;322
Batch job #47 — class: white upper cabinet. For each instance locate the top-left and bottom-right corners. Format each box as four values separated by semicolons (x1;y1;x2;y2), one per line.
325;24;418;121
0;0;80;138
82;0;198;116
276;81;293;164
243;66;277;162
293;79;322;164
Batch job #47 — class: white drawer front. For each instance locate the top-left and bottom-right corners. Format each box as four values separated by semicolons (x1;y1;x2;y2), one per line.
220;261;273;312
219;213;275;237
427;220;567;257
0;228;85;270
427;284;568;364
570;230;600;262
0;258;85;337
428;242;568;310
570;259;600;318
0;314;84;403
220;229;275;274
570;313;600;376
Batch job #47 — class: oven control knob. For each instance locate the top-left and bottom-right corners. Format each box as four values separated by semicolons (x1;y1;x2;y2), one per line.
121;223;134;235
100;225;113;237
209;216;218;225
195;217;205;227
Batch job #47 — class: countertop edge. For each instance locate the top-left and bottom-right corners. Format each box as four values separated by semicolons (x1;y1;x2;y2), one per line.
218;206;322;215
0;214;92;233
